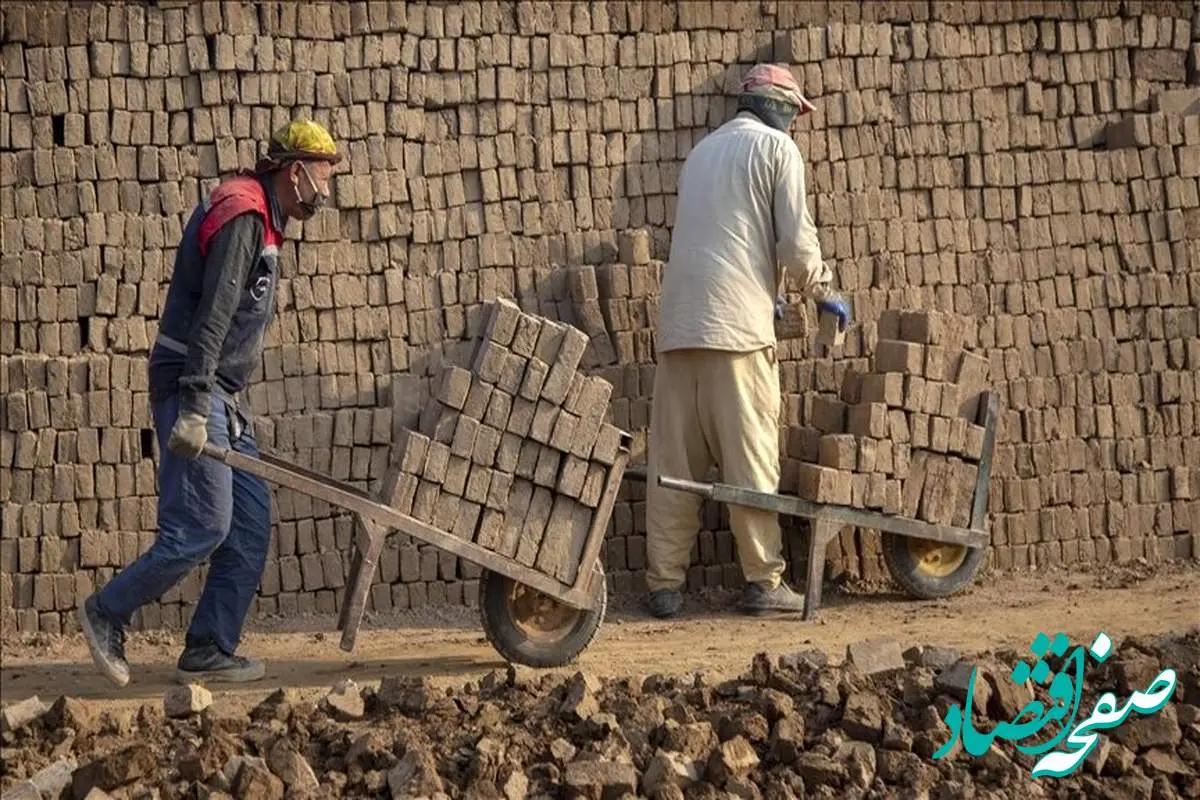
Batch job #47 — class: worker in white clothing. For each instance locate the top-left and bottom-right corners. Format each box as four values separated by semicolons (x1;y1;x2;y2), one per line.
645;63;851;618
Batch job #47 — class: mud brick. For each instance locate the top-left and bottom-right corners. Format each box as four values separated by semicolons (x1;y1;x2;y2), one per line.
875;339;925;375
510;314;543;357
1172;467;1191;500
515;486;554;566
619;229;651;264
847;403;888;438
443;455;471;495
472;340;509;383
497;352;529;395
450;415;480;458
424;441;451;483
516;439;541;480
861;373;904;406
533;446;562;488
883;479;902;515
819;434;857;470
878;309;902;340
462;379;494;420
556;454;589;498
529;400;560;444
591;423;623;465
475;509;504;551
951;461;978;529
797;463;852;505
901;375;927;413
929;416;951;453
850;474;869;508
381;471;419;515
486;471;512;511
394;429;430;474
857;438;879;472
901;450;929;518
506;397;537;438
580;463;607;508
534;495;583;582
964;424;985;461
482;297;521;346
519;357;550;401
865;473;887;510
495;432;523;474
436;366;472;409
534;320;568;363
562;372;588;415
472;424;502;466
411;480;440;523
452;500;482;541
918;381;944;415
948;417;969;455
937;383;962;418
421;406;459;445
810;396;847;433
899;310;967;348
433;491;461;532
910;413;931;449
464;465;493;504
918;456;955;525
786;425;822;462
495;479;534;557
840;368;863;404
924;345;955;382
549;410;579;452
542;328;589;404
482;389;512;431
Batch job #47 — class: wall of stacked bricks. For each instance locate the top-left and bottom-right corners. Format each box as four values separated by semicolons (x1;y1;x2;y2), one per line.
2;0;1200;635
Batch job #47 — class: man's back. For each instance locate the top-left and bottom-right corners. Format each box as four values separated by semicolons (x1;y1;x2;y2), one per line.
658;114;792;354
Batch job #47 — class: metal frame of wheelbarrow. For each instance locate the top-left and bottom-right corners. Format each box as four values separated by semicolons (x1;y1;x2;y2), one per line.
636;390;999;619
200;438;631;653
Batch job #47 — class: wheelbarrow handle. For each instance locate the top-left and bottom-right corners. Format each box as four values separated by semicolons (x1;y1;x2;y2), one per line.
201;442;232;462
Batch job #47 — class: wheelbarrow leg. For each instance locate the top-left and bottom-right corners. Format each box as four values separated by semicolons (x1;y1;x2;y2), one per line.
338;513;386;652
803;519;838;620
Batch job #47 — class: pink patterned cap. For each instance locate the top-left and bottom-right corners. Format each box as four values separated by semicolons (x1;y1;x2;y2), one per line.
740;63;816;114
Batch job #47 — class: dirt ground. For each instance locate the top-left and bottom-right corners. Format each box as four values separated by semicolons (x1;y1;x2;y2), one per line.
3;561;1197;717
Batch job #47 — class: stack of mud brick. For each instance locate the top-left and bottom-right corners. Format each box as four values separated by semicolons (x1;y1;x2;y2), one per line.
381;299;625;588
3;0;1200;634
787;309;991;530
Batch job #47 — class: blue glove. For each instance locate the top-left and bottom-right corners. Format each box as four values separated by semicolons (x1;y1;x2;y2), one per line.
816;293;851;331
774;294;786;321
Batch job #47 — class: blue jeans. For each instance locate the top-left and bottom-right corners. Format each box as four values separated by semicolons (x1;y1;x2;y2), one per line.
95;393;271;655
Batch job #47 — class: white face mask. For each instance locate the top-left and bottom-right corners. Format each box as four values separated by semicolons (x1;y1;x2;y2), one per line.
293;162;328;219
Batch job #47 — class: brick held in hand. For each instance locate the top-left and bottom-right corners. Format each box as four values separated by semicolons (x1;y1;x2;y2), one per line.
436;365;473;410
874;339;925;375
797;463;852;505
819;433;857;470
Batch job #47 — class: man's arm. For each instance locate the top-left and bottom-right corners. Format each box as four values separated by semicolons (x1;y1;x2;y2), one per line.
772;140;834;299
177;211;264;417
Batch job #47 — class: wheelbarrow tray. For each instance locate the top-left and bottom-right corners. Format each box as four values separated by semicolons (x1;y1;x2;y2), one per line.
201;441;630;653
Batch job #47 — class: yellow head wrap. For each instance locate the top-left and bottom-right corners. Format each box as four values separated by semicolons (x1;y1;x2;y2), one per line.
256;120;342;172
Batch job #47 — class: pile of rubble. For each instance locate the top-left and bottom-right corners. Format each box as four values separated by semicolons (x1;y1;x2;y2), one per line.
2;631;1197;799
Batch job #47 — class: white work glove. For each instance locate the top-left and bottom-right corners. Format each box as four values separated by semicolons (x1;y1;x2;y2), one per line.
168;411;208;459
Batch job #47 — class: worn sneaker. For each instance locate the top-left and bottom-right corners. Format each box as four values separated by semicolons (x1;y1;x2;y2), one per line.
646;588;683;619
77;595;131;687
739;582;806;616
176;643;265;684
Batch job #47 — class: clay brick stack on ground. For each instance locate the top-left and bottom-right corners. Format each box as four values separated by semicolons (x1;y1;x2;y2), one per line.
2;1;1200;634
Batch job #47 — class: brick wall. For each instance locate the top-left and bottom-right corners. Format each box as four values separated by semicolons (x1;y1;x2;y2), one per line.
2;1;1200;635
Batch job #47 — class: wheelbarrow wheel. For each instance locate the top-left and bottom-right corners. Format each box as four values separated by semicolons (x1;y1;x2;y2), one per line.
882;533;986;600
479;569;607;668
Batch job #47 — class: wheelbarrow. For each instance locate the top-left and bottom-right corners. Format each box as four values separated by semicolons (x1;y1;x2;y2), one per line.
629;390;1000;617
200;431;631;668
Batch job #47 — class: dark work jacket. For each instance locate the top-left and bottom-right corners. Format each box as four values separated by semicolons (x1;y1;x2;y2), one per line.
149;173;285;417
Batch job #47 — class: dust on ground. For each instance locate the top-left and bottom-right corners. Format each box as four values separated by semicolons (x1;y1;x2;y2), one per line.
3;560;1197;717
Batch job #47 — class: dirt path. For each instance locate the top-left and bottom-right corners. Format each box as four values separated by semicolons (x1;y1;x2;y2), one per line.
3;562;1197;715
